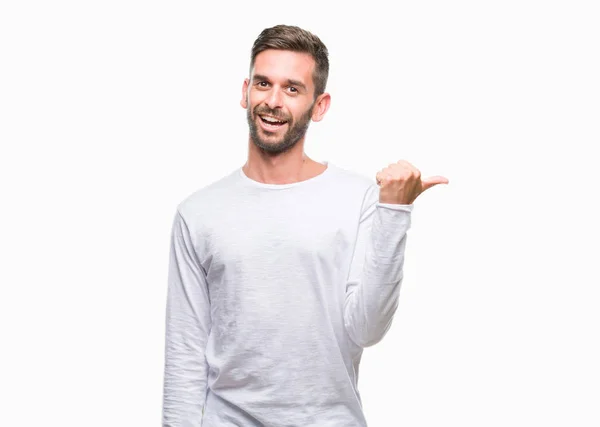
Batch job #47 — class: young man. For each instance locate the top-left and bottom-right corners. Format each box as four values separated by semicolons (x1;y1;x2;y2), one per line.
162;24;448;427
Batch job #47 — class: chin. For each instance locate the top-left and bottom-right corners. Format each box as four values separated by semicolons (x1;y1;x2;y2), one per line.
258;129;285;143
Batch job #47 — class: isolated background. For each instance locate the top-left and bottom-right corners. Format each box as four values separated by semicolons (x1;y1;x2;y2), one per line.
1;0;598;426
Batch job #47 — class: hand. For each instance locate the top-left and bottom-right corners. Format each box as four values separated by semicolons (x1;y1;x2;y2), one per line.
376;160;449;204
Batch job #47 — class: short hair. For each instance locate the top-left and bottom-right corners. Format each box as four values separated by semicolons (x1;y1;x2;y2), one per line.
250;24;329;99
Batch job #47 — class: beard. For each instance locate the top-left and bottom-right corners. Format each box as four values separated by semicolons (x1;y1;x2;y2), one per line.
246;102;314;155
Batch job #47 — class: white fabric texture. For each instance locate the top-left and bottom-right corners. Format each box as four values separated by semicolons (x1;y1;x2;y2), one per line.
162;161;413;426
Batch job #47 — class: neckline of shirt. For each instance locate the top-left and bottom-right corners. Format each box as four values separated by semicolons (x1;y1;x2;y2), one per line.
238;160;332;189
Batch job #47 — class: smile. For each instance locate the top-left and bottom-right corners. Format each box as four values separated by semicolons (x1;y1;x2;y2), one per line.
258;115;288;131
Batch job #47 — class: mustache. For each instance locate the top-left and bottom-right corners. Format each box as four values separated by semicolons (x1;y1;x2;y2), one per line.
253;106;290;122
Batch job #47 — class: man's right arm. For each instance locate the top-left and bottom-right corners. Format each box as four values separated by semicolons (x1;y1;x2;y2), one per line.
162;210;211;426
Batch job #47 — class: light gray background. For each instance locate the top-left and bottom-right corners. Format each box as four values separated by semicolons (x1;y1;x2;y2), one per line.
1;1;598;426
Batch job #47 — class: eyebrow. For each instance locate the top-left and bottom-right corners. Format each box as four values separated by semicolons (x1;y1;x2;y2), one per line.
253;74;307;91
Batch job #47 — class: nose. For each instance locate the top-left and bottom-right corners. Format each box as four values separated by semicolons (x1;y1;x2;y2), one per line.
265;87;284;110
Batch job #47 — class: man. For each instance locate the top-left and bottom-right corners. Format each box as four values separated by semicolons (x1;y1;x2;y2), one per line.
162;24;448;426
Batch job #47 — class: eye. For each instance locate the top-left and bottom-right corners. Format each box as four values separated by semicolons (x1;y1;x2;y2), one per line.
257;81;269;88
288;86;298;93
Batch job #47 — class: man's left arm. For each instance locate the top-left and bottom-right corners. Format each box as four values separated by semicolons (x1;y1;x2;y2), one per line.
343;160;448;348
344;192;413;348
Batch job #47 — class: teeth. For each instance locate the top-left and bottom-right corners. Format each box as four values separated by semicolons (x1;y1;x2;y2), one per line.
261;116;284;123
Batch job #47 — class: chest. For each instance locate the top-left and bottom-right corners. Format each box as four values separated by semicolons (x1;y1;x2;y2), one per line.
198;194;355;283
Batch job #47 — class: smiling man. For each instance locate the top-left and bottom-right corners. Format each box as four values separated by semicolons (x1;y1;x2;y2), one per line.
241;30;332;180
162;24;448;427
243;48;327;159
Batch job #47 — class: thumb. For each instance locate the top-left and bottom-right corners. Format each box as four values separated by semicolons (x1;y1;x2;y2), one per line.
421;175;449;192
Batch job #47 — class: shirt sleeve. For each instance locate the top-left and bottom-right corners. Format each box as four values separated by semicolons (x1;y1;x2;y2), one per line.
343;184;413;348
162;210;211;426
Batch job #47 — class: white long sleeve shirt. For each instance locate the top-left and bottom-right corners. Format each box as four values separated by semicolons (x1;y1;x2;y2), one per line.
162;161;413;426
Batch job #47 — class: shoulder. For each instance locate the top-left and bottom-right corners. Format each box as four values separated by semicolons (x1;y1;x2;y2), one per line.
329;162;374;187
328;162;379;206
174;167;240;225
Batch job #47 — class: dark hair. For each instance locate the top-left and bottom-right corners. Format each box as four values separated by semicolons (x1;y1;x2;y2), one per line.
250;24;329;99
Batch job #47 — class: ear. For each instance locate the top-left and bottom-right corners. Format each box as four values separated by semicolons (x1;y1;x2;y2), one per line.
240;78;249;109
311;92;331;122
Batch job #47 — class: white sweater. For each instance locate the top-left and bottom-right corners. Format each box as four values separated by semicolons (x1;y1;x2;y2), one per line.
162;161;413;426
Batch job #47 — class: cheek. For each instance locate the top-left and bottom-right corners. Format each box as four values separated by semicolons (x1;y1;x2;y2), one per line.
289;102;308;117
244;91;256;107
293;104;312;121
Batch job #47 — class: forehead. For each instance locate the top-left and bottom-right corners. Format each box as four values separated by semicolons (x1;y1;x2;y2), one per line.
251;50;315;86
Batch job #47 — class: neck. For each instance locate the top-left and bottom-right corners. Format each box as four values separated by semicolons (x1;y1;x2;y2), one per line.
243;137;323;185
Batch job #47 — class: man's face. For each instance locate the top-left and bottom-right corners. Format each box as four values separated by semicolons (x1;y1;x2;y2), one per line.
241;50;318;155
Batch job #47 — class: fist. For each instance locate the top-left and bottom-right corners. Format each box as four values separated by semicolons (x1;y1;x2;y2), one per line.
376;160;449;204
